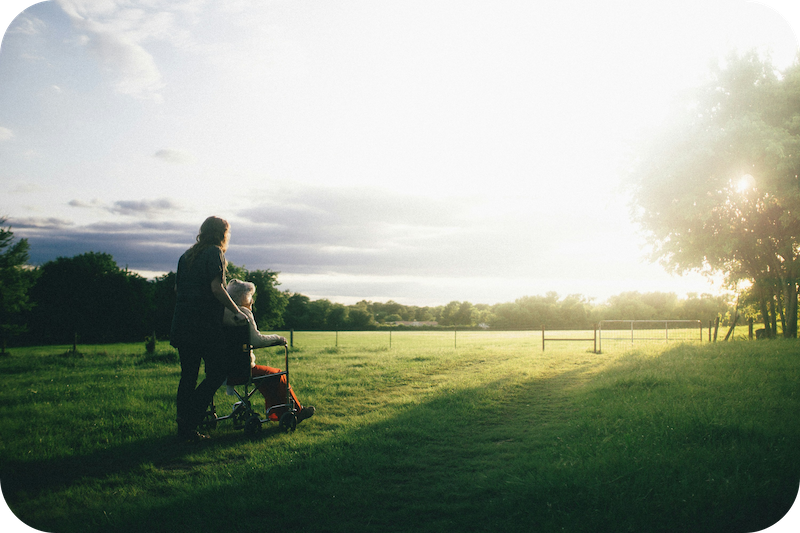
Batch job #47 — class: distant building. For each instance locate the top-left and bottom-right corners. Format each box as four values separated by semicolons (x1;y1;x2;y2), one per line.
386;321;439;327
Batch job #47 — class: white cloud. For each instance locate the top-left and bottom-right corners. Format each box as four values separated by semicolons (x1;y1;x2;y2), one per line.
0;126;14;141
7;14;45;35
68;198;104;208
84;28;164;101
153;148;193;164
48;0;214;102
68;197;181;218
54;0;174;101
108;198;180;217
8;217;74;230
9;182;43;194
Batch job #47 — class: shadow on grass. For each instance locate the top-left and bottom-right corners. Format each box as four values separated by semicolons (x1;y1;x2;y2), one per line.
4;346;800;533
1;419;273;503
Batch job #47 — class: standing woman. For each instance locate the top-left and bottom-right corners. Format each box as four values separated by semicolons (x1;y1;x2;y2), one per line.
170;216;247;440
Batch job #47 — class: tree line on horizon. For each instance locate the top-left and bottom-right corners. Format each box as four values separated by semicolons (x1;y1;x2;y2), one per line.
1;244;734;349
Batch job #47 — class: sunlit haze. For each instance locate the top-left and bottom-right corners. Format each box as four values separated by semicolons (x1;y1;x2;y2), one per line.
736;173;757;194
1;0;799;306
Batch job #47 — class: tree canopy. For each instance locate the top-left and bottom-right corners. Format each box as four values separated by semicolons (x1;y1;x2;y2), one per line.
227;263;287;330
27;252;154;345
628;51;800;338
0;220;38;353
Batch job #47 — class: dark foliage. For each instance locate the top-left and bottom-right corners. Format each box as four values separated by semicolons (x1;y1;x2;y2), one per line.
24;252;154;345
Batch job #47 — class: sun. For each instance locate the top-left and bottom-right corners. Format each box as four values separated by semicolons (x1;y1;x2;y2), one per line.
735;174;756;193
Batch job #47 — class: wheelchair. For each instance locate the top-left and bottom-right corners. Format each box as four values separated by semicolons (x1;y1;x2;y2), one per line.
199;324;298;437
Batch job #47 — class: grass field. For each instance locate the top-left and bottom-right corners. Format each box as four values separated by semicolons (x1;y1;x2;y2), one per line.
1;332;799;532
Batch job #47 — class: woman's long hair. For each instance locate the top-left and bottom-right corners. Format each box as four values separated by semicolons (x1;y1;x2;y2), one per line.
185;216;230;268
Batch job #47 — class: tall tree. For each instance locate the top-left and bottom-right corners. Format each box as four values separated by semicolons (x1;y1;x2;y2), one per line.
28;252;153;344
227;263;288;330
283;293;311;330
628;52;800;337
440;301;476;326
327;303;348;330
0;220;38;353
152;272;176;339
306;299;332;329
347;304;375;329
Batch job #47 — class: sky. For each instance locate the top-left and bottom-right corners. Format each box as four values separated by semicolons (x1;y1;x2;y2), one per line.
1;0;799;307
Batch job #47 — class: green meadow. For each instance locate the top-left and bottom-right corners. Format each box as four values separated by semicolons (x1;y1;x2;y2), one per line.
1;332;799;532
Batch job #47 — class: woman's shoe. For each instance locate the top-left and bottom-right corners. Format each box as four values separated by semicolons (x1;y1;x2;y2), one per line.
177;418;210;442
297;406;315;423
178;428;210;441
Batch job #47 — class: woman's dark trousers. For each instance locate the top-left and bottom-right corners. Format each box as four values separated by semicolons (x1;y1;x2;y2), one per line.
177;340;227;431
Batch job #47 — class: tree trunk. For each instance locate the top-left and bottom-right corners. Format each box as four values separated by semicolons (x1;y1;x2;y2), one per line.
724;304;739;341
758;285;772;338
770;289;778;338
783;278;798;338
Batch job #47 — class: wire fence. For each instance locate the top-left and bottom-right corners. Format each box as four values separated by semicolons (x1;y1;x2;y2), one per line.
271;320;726;354
597;320;704;353
281;329;539;351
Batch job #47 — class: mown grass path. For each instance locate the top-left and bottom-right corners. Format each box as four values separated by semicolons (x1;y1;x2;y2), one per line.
1;335;798;532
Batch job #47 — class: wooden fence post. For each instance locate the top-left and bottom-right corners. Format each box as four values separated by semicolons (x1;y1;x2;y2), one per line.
541;324;545;351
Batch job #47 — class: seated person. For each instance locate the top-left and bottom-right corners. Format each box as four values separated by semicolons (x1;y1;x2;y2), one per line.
222;279;315;423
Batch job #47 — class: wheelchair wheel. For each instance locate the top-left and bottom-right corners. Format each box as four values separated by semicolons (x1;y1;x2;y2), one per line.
279;411;297;432
244;415;262;436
